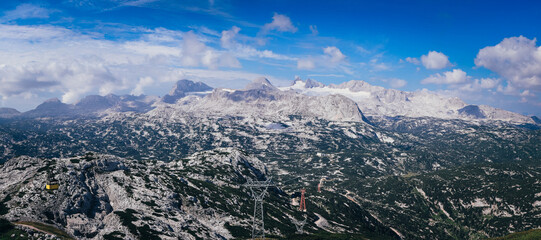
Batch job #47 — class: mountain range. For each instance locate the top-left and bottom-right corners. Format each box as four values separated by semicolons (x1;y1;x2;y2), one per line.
1;77;538;125
0;77;540;239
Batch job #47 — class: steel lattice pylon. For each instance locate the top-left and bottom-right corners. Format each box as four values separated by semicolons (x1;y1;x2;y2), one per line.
243;177;275;240
291;215;307;234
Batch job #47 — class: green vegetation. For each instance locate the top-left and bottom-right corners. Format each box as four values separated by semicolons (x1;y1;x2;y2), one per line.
103;231;126;240
15;221;73;240
114;209;161;240
282;232;395;240
0;218;31;240
0;196;9;215
491;229;541;240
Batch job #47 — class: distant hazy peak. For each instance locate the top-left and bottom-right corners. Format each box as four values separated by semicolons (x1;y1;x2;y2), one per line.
44;97;62;103
244;77;277;91
0;107;20;114
331;80;385;92
169;79;212;95
289;77;325;89
163;79;213;104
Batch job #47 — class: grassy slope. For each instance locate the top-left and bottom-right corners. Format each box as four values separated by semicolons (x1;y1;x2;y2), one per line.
490;229;541;240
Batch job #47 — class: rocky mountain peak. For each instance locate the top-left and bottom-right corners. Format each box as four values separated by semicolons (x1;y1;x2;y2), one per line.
163;80;213;104
305;78;325;88
0;107;20;115
458;105;486;119
35;98;70;110
244;77;277;91
0;107;20;118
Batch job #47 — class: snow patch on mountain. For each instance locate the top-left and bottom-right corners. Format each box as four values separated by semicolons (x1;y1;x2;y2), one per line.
282;78;535;124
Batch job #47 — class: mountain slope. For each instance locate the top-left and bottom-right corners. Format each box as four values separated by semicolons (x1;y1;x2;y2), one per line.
0;150;398;239
282;78;535;124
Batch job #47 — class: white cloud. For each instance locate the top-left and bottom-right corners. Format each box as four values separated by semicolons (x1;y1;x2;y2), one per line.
421;69;468;85
0;24;71;41
308;74;345;78
1;4;53;22
131;76;155;96
297;46;348;71
356;46;370;55
405;57;420;65
458;78;500;92
324;46;346;63
420;51;452;69
297;59;315;70
478;78;500;89
220;26;240;48
475;36;541;91
369;58;390;71
262;13;297;34
181;31;240;69
219;26;296;61
389;78;407;88
0;24;246;106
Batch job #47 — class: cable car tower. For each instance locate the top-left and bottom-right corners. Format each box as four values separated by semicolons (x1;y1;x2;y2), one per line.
243;177;275;240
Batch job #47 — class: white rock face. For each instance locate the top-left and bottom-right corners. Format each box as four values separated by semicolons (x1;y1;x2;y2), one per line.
0;149;268;240
150;78;368;123
281;78;535;124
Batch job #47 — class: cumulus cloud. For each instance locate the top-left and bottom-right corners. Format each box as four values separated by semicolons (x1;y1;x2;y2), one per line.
1;4;53;22
458;78;501;92
131;76;154;96
421;69;468;85
181;31;240;69
262;13;297;34
0;24;246;107
475;36;541;91
297;46;348;71
421;51;452;69
220;26;240;49
324;46;346;63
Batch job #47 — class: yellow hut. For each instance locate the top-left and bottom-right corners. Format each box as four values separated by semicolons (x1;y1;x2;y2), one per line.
46;182;59;190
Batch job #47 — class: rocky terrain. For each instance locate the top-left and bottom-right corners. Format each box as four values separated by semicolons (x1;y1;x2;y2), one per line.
0;150;396;239
0;78;540;239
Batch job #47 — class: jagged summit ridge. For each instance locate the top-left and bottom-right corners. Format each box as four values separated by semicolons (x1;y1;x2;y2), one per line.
153;79;368;122
162;79;213;104
1;77;536;124
244;77;278;91
283;78;535;124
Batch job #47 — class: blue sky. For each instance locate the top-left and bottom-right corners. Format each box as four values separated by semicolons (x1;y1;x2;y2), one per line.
0;0;540;116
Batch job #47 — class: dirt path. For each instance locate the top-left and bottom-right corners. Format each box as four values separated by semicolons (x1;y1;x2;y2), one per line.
14;222;53;235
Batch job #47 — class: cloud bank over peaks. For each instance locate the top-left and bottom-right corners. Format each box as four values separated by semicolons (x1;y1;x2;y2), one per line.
475;36;541;92
421;69;468;85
